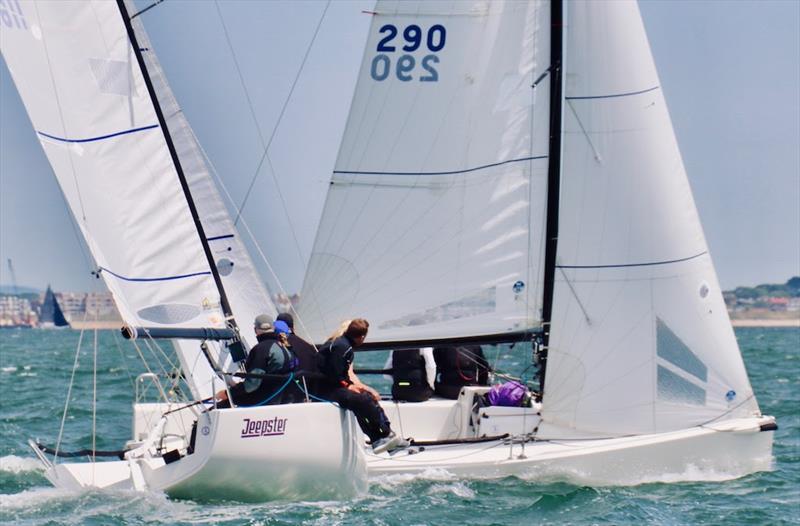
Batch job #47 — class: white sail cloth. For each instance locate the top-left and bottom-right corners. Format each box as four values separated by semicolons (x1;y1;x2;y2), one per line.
2;0;280;400
127;3;277;398
1;0;225;330
539;0;759;437
298;0;552;343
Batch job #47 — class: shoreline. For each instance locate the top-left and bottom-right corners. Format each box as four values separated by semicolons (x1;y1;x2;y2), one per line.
731;318;800;328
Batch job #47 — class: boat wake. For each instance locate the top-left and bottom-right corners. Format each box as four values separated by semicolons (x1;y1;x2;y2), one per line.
0;486;73;510
513;459;775;487
0;455;44;474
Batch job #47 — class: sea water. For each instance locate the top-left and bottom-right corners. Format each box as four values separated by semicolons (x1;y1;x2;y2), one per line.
0;328;797;525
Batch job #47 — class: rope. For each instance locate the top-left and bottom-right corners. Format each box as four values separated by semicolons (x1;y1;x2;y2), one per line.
252;373;295;406
110;329;136;392
92;327;98;466
292;379;335;405
54;314;88;462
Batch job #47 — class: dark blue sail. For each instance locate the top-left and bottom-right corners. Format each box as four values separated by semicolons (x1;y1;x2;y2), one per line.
40;285;68;327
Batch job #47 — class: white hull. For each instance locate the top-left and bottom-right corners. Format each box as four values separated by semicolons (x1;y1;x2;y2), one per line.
34;403;368;502
366;417;775;485
31;389;775;500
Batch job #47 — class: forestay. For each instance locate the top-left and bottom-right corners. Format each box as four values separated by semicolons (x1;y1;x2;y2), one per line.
1;0;282;400
1;0;226;330
299;0;552;344
539;0;760;437
127;1;277;399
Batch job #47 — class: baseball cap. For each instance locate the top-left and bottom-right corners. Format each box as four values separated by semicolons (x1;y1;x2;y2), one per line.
254;314;274;331
274;320;291;335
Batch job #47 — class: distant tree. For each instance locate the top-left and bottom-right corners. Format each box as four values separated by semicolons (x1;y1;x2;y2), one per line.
734;287;759;299
787;276;800;291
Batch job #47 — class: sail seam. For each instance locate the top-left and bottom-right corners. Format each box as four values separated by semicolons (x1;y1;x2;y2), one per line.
556;251;707;269
99;266;211;282
37;124;159;143
565;85;659;100
334;155;548;177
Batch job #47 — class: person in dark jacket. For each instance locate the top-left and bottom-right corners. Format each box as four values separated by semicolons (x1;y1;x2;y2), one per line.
275;312;322;402
318;319;407;453
389;349;434;402
432;345;491;399
217;314;298;407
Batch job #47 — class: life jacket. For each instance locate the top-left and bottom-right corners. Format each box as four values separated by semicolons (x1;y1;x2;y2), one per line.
391;350;433;402
433;346;490;399
243;338;297;393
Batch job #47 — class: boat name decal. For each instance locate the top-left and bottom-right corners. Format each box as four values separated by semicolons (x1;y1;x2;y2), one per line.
240;417;287;438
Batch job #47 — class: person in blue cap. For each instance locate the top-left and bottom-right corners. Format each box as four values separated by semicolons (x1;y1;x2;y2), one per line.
274;312;322;402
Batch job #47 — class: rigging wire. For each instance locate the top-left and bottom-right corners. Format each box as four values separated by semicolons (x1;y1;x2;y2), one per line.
32;2;89;224
216;0;331;262
187;125;320;348
130;0;166;20
54;311;89;462
111;329;137;392
92;326;98;468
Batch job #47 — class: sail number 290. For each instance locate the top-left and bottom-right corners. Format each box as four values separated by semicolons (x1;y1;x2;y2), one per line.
370;24;446;83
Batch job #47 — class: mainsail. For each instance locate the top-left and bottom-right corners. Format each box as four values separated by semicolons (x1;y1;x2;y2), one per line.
1;0;276;399
539;0;760;436
299;0;761;436
299;0;553;344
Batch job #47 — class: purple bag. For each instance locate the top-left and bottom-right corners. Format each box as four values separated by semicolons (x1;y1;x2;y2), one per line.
487;381;527;407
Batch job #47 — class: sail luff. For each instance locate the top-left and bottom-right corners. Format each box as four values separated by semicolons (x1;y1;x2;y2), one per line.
538;0;564;396
538;0;760;437
115;0;237;330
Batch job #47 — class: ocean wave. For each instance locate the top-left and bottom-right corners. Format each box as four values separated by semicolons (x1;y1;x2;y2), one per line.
427;481;476;499
370;468;457;490
1;366;17;373
0;487;70;510
0;455;44;474
513;459;775;487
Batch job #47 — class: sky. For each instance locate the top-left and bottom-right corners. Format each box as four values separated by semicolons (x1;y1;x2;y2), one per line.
1;0;798;295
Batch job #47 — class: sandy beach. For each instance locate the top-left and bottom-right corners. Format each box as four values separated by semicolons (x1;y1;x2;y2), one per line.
730;318;800;328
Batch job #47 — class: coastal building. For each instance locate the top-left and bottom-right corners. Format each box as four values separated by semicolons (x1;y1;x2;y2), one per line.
0;295;37;327
36;288;122;328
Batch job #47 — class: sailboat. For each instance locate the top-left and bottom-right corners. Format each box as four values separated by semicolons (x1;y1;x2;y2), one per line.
2;0;774;501
39;284;69;328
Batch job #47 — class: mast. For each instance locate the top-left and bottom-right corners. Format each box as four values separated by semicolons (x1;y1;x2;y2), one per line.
538;0;565;395
115;0;238;334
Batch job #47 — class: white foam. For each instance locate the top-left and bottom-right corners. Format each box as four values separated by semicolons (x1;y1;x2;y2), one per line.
0;455;44;474
371;468;457;490
428;481;476;499
1;366;17;373
0;487;72;510
513;459;774;487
